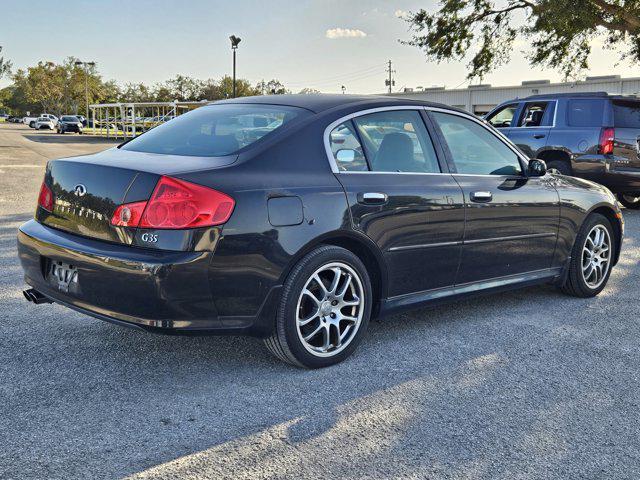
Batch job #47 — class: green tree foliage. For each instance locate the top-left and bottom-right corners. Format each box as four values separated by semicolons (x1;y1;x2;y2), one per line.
255;79;290;95
11;57;112;114
3;56;289;113
403;0;640;79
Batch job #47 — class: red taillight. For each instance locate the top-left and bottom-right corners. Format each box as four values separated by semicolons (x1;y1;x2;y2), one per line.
37;181;53;212
110;176;235;230
600;127;615;155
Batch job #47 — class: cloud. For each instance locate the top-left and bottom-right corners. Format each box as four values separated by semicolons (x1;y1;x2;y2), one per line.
325;28;367;39
394;9;409;18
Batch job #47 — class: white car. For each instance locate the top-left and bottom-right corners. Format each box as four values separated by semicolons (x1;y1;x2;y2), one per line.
24;113;58;128
35;117;55;130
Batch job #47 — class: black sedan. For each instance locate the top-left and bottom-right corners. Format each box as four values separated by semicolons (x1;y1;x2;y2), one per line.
17;95;624;368
56;115;84;134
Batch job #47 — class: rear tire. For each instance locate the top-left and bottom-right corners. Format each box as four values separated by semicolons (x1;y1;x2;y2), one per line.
264;245;372;368
561;213;615;298
546;159;572;176
617;193;640;209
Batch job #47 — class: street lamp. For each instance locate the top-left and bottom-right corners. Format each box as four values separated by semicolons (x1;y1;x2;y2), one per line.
75;60;96;121
229;35;241;98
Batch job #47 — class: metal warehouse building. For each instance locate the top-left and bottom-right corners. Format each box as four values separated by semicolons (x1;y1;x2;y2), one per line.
389;75;640;115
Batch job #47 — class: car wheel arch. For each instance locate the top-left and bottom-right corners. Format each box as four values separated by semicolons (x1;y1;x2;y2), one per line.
279;230;388;317
537;149;573;172
585;204;623;266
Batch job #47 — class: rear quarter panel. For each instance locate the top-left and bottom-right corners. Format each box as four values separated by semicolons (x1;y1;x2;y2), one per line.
177;120;353;327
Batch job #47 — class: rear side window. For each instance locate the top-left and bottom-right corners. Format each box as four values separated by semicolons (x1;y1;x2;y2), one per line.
329;122;368;172
352;110;440;173
517;102;554;127
567;99;605;127
121;104;307;157
613;101;640;128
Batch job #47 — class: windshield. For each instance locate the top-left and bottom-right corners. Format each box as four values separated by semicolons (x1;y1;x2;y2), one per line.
62;116;78;122
121;104;308;157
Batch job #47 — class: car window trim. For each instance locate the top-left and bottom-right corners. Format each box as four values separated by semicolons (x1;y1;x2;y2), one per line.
513;100;558;129
324;106;528;176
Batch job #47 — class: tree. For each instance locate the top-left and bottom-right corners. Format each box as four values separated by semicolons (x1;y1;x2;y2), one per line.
298;87;322;94
203;76;258;99
0;46;11;80
161;75;205;101
10;58;110;114
403;0;640;79
120;82;154;103
255;79;289;95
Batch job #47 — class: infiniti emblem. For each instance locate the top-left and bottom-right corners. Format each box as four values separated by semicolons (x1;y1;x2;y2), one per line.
73;184;87;197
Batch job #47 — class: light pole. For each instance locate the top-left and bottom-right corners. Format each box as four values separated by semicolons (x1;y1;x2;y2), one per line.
75;60;95;120
229;35;241;98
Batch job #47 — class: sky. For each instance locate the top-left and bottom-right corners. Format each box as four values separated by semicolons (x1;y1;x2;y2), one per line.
2;0;640;94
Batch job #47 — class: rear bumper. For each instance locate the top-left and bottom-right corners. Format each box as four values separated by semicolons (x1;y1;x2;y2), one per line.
573;154;640;193
17;220;278;336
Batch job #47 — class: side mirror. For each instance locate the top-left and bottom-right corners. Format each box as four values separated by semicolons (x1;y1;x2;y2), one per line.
528;158;547;177
336;149;356;163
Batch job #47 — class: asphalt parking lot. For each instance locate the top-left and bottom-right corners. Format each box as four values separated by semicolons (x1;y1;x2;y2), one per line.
1;122;640;479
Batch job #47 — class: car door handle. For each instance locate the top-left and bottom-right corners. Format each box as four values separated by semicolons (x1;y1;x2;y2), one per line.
470;191;492;203
357;192;388;205
533;133;546;139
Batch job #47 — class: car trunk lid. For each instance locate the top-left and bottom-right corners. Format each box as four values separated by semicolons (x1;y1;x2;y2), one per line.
38;147;237;244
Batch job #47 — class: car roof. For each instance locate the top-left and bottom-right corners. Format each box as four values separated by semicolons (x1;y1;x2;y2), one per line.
503;92;640;102
211;94;458;114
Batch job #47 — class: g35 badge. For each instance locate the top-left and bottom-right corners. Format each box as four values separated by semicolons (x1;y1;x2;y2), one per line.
141;233;159;243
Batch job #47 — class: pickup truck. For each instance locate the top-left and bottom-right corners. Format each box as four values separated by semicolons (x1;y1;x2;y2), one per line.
23;114;58;128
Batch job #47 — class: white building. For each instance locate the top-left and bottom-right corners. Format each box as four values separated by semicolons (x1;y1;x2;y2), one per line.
388;75;640;115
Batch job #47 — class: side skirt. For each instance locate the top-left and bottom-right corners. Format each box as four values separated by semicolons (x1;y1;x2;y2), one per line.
378;267;563;318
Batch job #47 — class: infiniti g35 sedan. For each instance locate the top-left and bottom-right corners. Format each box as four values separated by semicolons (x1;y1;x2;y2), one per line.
17;95;624;368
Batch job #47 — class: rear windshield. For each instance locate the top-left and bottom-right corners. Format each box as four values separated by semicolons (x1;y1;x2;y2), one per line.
566;99;605;127
121;104;307;157
613;101;640;128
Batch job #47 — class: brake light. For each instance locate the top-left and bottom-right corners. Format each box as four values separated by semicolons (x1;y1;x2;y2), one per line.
110;176;235;229
37;181;53;212
600;127;615;155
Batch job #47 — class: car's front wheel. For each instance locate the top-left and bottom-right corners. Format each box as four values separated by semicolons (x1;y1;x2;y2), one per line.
617;193;640;210
561;213;615;298
264;245;372;368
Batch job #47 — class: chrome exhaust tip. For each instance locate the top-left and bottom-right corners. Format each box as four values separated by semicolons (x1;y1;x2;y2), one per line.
23;288;53;305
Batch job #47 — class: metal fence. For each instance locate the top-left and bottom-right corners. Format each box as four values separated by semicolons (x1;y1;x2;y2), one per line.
88;101;208;138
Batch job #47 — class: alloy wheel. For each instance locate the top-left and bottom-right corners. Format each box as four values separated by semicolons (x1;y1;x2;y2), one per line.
581;224;612;289
295;262;364;357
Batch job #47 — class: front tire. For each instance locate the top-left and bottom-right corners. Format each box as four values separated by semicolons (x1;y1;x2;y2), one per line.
264;245;372;368
561;213;615;298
